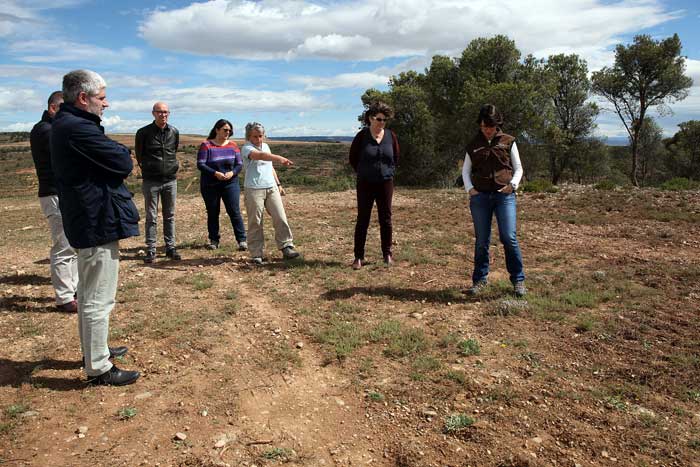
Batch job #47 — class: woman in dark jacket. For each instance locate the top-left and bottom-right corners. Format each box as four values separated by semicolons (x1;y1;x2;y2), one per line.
462;104;525;297
348;101;400;269
197;119;247;251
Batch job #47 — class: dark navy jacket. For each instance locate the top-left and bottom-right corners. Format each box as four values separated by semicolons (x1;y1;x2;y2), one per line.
29;110;58;197
51;103;140;249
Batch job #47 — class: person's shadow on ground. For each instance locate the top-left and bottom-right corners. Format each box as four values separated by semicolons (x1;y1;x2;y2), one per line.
0;358;84;391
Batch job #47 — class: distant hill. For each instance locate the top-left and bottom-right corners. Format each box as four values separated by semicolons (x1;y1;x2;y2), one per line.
603;136;629;146
267;136;354;143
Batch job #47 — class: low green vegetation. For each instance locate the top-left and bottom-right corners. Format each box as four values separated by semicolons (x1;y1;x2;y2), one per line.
522;179;559;193
458;338;481;356
118;407;137;420
444;413;475;433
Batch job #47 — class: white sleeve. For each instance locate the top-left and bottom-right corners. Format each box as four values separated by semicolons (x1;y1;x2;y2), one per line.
462;150;473;192
510;142;523;188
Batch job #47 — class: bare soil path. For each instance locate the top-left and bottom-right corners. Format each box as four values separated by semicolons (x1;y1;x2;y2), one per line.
2;186;700;467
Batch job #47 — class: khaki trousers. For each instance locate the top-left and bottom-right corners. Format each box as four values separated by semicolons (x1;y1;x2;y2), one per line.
76;241;119;377
244;187;293;258
40;195;78;305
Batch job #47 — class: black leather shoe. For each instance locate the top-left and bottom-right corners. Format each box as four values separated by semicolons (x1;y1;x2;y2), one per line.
109;346;128;358
166;248;181;260
87;365;140;386
144;250;156;264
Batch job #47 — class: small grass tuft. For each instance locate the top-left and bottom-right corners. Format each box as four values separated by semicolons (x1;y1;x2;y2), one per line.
5;404;28;418
445;370;467;385
262;447;292;460
367;391;384;402
490;299;528;317
444;413;475;433
315;319;362;360
458;338;481;356
118;407;137;420
384;328;428;358
575;314;596;333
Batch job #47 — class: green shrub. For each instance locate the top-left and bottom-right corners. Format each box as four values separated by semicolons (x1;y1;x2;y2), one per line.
458;338;481;356
521;179;558;193
660;177;698;191
444;413;475;433
594;179;617;190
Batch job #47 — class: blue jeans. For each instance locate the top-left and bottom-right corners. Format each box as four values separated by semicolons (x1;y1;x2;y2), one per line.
201;180;246;243
469;192;524;284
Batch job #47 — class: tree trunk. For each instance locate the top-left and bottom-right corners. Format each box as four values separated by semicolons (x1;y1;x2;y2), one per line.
630;139;640;187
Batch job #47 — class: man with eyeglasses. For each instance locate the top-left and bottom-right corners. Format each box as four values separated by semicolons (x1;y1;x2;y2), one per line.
135;102;181;263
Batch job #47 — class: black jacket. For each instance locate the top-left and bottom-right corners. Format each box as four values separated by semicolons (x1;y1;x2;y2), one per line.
51;103;140;249
134;122;179;182
348;128;400;183
29;110;58;197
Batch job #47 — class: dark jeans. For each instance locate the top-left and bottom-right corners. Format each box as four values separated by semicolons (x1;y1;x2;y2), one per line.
142;179;177;252
200;181;246;243
354;179;393;260
469;191;524;284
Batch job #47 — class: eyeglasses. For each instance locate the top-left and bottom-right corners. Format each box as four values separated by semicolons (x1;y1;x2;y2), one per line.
220;128;232;133
373;117;388;122
153;110;170;115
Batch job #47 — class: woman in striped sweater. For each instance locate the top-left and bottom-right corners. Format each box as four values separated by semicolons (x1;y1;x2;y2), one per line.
197;119;247;250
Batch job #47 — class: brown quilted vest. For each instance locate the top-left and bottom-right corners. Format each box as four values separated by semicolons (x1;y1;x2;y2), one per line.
465;129;516;192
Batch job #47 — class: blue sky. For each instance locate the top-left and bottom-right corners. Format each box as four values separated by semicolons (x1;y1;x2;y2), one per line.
1;0;698;139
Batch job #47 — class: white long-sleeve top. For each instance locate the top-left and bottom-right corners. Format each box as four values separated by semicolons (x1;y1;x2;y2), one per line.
462;141;523;192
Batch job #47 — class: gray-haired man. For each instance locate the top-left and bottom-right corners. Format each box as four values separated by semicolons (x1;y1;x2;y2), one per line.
51;69;140;386
135;102;180;263
30;91;79;312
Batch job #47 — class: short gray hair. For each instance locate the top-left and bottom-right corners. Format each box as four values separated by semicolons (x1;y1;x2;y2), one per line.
245;121;265;140
62;69;106;104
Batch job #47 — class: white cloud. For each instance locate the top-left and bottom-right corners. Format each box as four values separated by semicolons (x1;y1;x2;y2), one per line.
266;124;357;137
0;121;35;132
290;34;373;60
0;64;64;86
7;39;143;64
288;56;431;91
110;86;324;113
101;115;151;133
0;88;41;112
140;0;679;65
289;71;389;91
0;0;87;38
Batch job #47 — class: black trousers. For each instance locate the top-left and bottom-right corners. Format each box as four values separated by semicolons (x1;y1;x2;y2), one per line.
354;179;393;260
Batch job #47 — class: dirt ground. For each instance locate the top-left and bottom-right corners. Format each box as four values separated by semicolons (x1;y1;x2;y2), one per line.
1;159;700;466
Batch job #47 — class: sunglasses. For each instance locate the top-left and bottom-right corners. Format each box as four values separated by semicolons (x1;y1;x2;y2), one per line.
154;111;170;115
220;128;232;133
373;117;388;122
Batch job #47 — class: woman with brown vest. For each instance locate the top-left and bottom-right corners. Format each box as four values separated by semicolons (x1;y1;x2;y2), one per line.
461;104;526;297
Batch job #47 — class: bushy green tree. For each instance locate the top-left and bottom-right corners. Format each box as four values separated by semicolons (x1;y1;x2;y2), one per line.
592;34;693;186
542;54;599;184
636;117;666;185
664;120;700;180
359;35;553;187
